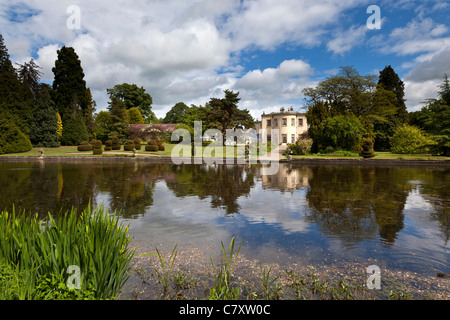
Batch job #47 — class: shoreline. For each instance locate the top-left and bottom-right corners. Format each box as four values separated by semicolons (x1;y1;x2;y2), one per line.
1;154;450;167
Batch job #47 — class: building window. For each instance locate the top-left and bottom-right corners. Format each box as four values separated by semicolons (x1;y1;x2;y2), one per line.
282;118;287;127
298;118;303;126
274;119;278;127
266;119;271;127
291;118;295;127
282;134;287;144
291;134;295;143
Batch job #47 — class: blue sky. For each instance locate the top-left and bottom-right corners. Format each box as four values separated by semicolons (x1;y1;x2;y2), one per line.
1;0;450;119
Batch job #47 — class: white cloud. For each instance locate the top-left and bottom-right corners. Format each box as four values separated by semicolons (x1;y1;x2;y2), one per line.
327;25;368;55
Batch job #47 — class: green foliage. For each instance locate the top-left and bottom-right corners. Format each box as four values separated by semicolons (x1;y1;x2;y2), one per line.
92;139;103;155
0;110;32;154
94;111;112;143
154;245;178;293
207;237;242;300
205;90;254;144
378;65;408;123
104;140;112;151
287;138;313;155
317;114;364;152
60;110;89;146
133;137;142;150
124;140;135;151
390;124;435;154
107;83;155;122
127;107;144;124
163;102;189;123
360;138;376;158
77;141;93;151
111;136;121;150
51;46;88;118
108;97;129;139
145;139;161;151
29;86;60;147
0;205;135;300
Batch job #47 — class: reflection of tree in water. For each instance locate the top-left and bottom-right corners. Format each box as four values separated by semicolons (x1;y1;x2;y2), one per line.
165;164;255;214
418;169;450;244
305;166;413;245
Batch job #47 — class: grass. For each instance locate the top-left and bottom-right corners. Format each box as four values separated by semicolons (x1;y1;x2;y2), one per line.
291;150;450;161
0;204;135;300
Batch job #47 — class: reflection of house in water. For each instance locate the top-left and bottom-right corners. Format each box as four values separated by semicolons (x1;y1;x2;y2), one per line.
260;164;312;193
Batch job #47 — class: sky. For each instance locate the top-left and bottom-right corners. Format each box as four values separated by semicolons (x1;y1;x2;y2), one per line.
1;0;450;120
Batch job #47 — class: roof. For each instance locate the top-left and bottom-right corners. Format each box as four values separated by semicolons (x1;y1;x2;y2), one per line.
128;123;178;133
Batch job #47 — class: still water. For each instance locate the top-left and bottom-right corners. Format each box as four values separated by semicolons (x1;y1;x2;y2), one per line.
0;159;449;277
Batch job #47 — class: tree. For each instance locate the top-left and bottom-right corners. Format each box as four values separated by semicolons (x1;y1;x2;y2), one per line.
204;90;254;144
317;114;364;152
127;107;144;124
410;75;450;156
94;111;112;142
106;83;156;123
163;102;188;123
378;65;408;123
305;101;331;153
108;97;129;139
390;124;435;154
60;98;89;146
52;46;88;119
0;34;34;135
0;109;32;154
303;66;377;117
84;88;96;139
16;59;43;99
29;84;60;147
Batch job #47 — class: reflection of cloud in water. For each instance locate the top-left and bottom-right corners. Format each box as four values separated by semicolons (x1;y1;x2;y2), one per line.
237;183;311;234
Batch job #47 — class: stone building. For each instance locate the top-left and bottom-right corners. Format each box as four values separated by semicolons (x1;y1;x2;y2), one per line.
254;107;308;145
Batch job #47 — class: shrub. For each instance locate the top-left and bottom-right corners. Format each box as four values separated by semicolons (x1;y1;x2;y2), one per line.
124;140;135;151
390;125;435;154
111;137;121;150
104;140;112;151
92;139;103;155
133;137;142;151
360;138;376;158
158;144;165;151
0;112;33;154
145;144;159;152
77;141;93;151
287;138;313;155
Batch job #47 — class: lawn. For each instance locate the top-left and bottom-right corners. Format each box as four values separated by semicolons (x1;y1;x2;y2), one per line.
2;146;450;162
290;150;450;161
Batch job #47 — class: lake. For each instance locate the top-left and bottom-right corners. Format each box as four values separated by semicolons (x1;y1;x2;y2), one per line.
0;158;449;297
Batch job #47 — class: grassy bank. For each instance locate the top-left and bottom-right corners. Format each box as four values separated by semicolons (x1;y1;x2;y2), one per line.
290;150;450;161
2;145;450;162
0;205;134;300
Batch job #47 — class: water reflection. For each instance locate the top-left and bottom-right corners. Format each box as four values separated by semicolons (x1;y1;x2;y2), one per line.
0;160;449;274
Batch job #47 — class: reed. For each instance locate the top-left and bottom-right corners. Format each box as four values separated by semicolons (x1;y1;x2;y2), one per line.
0;205;135;299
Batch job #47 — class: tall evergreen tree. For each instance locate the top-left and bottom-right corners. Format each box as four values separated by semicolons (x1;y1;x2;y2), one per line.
0;34;34;135
108;96;129;139
16;59;43;99
378;66;408;123
52;46;88;119
29;84;60;147
205;90;254;145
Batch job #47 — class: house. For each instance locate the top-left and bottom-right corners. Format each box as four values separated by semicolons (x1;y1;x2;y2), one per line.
128;123;178;141
254;107;308;145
